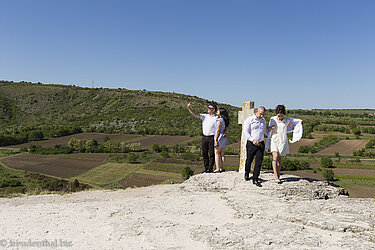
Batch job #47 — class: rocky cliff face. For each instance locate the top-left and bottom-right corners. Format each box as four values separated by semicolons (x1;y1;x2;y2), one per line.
1;172;374;249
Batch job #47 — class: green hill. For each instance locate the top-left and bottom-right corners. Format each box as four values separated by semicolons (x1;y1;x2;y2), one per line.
0;80;241;146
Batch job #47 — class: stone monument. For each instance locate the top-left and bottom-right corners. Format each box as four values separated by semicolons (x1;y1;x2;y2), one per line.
238;101;255;173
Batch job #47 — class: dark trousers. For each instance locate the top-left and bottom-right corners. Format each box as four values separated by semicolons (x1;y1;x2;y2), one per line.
202;135;215;171
245;140;265;180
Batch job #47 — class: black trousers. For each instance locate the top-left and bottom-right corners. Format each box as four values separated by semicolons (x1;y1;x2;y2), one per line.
245;140;265;179
202;135;215;171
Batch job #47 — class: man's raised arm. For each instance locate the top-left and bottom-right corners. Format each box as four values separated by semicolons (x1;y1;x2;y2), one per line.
187;103;200;119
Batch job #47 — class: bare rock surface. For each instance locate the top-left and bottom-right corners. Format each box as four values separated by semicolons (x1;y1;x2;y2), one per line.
1;171;374;249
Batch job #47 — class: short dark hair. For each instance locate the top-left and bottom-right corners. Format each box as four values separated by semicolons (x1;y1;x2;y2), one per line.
209;103;217;112
258;106;266;113
275;104;286;115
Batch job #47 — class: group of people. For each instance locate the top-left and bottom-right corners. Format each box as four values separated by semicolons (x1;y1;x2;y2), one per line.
187;103;302;187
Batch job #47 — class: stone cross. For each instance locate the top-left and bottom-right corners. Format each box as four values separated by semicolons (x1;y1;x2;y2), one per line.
238;101;255;173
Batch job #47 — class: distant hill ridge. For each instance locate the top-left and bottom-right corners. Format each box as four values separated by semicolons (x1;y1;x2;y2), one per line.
0;80;241;139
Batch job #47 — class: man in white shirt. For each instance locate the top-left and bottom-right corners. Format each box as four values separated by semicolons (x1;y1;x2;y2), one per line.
242;106;268;186
187;103;217;173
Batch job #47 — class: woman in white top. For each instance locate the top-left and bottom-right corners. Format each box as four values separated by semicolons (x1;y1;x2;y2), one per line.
214;108;230;173
268;105;294;183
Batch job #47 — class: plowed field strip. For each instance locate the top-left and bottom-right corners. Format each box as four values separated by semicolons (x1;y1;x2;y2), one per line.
316;140;369;156
1;154;103;178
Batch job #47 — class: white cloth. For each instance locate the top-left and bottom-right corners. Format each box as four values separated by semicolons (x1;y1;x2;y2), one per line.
242;114;268;142
200;114;217;136
290;120;303;143
265;117;303;152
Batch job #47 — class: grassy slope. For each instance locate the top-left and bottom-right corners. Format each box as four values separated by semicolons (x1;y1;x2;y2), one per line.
75;162;144;186
0;80;241;141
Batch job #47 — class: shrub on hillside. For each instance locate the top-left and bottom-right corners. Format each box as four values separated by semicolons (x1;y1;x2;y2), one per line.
282;158;310;171
260;157;311;171
160;149;169;158
0;179;22;188
225;146;240;155
182;166;194;180
320;157;333;168
181;152;200;161
352;128;361;136
365;139;375;149
28;130;44;141
127;153;139;163
353;149;365;157
322;169;335;181
261;158;310;171
73;179;80;189
298;146;310;153
262;157;272;170
172;144;186;154
152;144;161;153
160;145;168;152
349;121;357;129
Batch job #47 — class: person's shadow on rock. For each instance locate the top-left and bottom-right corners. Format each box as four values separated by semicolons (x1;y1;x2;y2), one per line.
279;176;318;183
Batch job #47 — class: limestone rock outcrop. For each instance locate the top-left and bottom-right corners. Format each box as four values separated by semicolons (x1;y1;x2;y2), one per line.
1;172;374;249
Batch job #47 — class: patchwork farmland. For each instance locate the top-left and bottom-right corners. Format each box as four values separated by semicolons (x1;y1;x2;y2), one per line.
1;129;375;198
11;132;199;149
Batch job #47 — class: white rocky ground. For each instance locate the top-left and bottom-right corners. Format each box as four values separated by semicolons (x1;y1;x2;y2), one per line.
0;172;374;249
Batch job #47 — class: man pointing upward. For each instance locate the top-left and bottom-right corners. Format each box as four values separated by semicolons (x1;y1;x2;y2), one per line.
187;102;217;173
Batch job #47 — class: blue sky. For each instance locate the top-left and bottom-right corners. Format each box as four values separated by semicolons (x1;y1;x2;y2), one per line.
1;0;374;109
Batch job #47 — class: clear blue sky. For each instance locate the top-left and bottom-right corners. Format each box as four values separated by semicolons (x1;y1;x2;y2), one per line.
1;0;374;109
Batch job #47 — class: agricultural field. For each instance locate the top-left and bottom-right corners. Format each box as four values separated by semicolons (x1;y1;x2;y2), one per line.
10;132;198;150
1;153;108;178
2;84;375;199
280;156;375;198
0;149;91;197
0;134;207;192
75;162;144;186
289;138;319;154
316;139;370;156
310;131;353;139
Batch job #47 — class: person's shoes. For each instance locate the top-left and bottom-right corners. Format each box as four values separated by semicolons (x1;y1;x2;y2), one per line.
213;170;220;173
220;169;225;173
206;169;213;173
244;173;250;181
201;169;207;174
253;179;262;187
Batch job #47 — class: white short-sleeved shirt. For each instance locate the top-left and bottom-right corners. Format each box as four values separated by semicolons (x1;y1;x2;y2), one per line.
200;114;217;136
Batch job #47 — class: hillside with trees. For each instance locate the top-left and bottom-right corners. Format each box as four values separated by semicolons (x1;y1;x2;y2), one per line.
1;80;375;148
0;80;242;146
